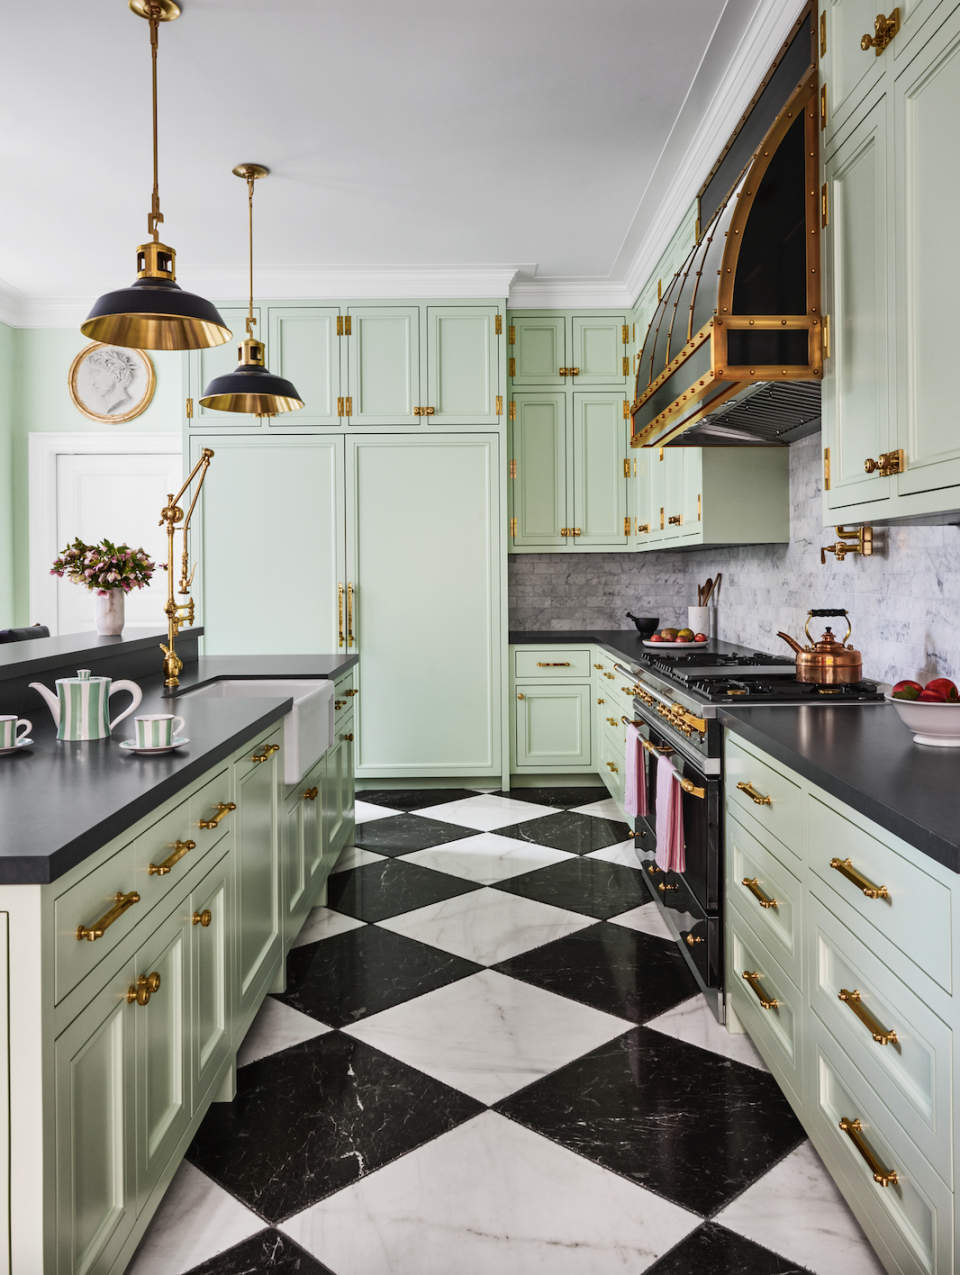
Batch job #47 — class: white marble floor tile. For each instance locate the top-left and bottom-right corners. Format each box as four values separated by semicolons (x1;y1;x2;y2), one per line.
587;839;642;870
377;885;594;966
645;996;768;1072
355;799;401;823
331;845;386;873
282;1111;698;1275
403;831;574;884
125;1161;263;1275
343;969;629;1104
571;797;625;820
607;901;674;941
417;793;560;831
291;905;366;949
236;997;332;1068
716;1140;887;1274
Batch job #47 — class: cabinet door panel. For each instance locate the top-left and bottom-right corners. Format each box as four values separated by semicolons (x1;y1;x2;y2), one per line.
514;685;591;768
193;435;345;654
631;446;658;547
192;857;231;1103
681;449;703;537
281;795;307;948
510;316;566;385
511;394;567;546
823;96;893;509
895;11;960;494
267;308;341;426
571;316;627;385
302;757;325;886
326;718;356;860
347;307;419;423
236;747;281;1016
572;393;627;545
825;0;888;138
661;449;684;540
427;307;499;423
190;309;259;426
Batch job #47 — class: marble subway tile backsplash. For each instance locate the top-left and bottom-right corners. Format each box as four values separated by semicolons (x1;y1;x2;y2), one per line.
509;433;960;687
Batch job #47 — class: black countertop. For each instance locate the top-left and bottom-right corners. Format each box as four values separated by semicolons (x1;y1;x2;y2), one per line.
1;652;359;886
508;629;750;664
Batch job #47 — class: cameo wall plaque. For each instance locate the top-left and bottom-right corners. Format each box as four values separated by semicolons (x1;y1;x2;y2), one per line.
68;342;156;424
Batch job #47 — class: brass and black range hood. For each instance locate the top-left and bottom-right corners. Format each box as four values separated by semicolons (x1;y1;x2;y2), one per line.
631;10;821;449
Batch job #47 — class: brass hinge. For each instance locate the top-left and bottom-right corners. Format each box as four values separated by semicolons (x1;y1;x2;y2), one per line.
698;493;702;522
509;400;516;421
823;314;831;360
659;447;664;461
623;459;630;478
510;517;517;537
820;10;827;55
344;316;352;335
660;506;665;530
185;397;193;418
623;401;629;420
509;459;517;478
622;324;629;345
861;8;900;55
624;516;630;536
337;316;343;336
508;324;515;345
633;458;637;476
821;182;829;227
337;396;344;417
345;396;352;417
820;84;827;130
824;446;831;491
657;279;662;302
495;395;503;416
632;322;635;342
495;315;502;335
622;357;629;376
509;357;516;377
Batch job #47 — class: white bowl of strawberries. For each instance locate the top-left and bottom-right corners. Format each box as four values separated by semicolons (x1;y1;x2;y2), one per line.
886;678;960;747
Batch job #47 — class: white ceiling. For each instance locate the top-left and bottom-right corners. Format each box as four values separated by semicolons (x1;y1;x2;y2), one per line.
1;0;801;320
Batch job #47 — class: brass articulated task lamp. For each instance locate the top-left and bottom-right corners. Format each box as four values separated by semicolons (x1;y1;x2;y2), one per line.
81;0;231;352
159;447;213;688
199;165;304;415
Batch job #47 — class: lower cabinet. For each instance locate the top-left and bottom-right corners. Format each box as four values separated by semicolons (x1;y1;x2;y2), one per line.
326;710;356;863
513;684;592;770
234;728;283;1031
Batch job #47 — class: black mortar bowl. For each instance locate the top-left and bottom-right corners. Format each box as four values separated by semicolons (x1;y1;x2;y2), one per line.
626;613;659;637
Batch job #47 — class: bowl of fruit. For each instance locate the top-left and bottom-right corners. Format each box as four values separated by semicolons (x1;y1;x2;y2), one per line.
643;627;710;648
886;678;960;747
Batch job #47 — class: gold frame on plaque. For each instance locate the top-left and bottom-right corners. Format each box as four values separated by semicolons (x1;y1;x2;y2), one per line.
68;342;156;424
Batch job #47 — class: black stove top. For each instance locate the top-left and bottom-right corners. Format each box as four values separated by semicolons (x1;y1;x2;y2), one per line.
697;675;885;703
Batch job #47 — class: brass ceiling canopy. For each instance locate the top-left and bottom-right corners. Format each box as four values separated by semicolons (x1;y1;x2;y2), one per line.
199;165;304;415
81;0;231;351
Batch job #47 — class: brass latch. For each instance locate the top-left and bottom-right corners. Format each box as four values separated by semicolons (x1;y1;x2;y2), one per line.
861;9;900;55
413;406;435;417
821;524;873;564
864;449;904;477
558;367;580;377
336;316;352;335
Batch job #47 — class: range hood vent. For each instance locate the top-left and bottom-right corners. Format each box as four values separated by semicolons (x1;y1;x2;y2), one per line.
631;10;821;450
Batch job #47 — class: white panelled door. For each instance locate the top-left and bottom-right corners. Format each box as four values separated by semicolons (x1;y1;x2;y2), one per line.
54;450;182;635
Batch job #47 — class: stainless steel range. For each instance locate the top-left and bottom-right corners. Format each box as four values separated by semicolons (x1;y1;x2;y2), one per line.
615;641;884;1023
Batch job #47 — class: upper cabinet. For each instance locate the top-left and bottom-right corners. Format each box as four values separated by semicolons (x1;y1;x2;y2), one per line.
426;307;501;424
186;307;261;427
347;306;421;425
268;307;342;426
508;313;629;388
821;0;960;523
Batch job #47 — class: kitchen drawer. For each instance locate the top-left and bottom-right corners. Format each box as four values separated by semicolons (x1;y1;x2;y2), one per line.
233;726;283;779
599;720;625;807
809;892;952;1186
724;735;801;864
189;766;237;848
728;905;802;1106
134;789;226;914
514;648;593;679
727;812;802;988
334;672;357;718
809;1032;953;1275
807;794;952;995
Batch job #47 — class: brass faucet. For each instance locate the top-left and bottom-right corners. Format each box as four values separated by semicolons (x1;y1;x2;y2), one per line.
821;524;873;565
159;448;214;688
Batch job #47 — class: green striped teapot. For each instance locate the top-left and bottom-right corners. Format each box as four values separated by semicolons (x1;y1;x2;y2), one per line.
29;669;142;741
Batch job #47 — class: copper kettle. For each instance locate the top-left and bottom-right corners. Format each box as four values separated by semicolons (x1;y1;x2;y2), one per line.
777;609;863;684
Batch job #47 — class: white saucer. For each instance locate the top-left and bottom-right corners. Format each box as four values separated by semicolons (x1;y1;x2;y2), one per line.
0;738;33;756
119;736;189;756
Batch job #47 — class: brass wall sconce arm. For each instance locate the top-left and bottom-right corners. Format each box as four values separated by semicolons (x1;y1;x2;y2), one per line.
821;524;873;565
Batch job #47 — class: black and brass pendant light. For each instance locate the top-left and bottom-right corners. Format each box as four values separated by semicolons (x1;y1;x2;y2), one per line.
80;0;231;351
199;165;303;415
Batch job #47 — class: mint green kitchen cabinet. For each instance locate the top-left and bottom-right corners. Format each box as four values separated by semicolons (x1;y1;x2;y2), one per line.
192;435;345;655
346;305;420;424
510;315;566;385
508;312;627;388
281;752;330;953
510;393;567;546
513;683;592;770
234;728;282;1027
267;307;342;426
325;712;356;860
631;444;665;545
571;393;628;545
187;307;261;427
571;316;629;385
426;306;501;424
190;852;232;1108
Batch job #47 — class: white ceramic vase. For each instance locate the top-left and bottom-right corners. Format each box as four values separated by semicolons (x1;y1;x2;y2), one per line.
94;590;125;637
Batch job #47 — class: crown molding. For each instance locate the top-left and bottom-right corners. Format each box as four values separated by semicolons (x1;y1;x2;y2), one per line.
507;278;632;310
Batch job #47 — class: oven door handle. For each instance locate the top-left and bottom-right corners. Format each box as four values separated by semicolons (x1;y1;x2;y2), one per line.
637;734;707;799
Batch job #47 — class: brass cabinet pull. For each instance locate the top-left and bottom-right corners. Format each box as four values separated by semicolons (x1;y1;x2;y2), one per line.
597;698;604;705
77;890;140;942
517;693;525;700
335;699;347;709
737;781;772;806
127;971;161;1007
192;909;212;928
250;743;280;764
607;761;619;772
593;664;603;670
537;662;571;667
686;934;704;946
839;1118;899;1187
347;582;355;648
830;857;889;899
742;877;779;909
302;786;319;801
659;881;679;893
604;672;615;679
148;839;195;877
606;717;618;726
637;522;651;534
839;989;898;1046
572;528;581;536
742;969;779;1009
344;688;359;697
864;448;904;476
338;582;344;648
343;733;354;742
667;514;682;526
861;8;900;55
198;801;236;830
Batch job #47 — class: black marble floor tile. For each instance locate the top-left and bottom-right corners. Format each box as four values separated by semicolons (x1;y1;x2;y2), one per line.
647;1222;812;1274
353;812;481;857
493;921;698;1023
326;857;481;922
275;924;482;1026
496;809;632;855
492;855;646;919
183;1228;335;1274
358;788;489;811
496;1028;805;1216
186;1033;484;1224
489;786;610;809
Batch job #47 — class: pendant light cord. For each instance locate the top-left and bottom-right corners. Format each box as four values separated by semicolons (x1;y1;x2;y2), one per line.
148;4;163;242
246;176;256;338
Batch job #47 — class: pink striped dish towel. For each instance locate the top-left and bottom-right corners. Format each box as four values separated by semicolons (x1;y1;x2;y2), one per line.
655;753;686;873
624;725;647;817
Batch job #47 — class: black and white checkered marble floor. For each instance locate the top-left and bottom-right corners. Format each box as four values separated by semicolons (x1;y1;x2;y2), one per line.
127;788;885;1275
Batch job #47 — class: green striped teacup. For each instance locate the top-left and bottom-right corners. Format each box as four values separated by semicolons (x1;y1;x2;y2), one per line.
134;714;185;749
0;715;31;748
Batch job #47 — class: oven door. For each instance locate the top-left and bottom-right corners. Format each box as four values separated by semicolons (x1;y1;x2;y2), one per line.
644;722;721;915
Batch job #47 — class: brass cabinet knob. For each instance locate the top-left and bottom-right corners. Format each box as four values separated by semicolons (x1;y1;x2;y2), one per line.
606;717;617;726
127;971;161;1006
668;514;682;526
302;786;319;801
864;449;904;477
345;688;359;697
192;909;212;928
593;664;603;670
860;9;900;55
607;761;619;772
343;733;354;742
597;698;604;704
517;693;525;700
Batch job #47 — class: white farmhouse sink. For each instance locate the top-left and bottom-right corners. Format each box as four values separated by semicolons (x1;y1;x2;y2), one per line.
179;679;334;784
